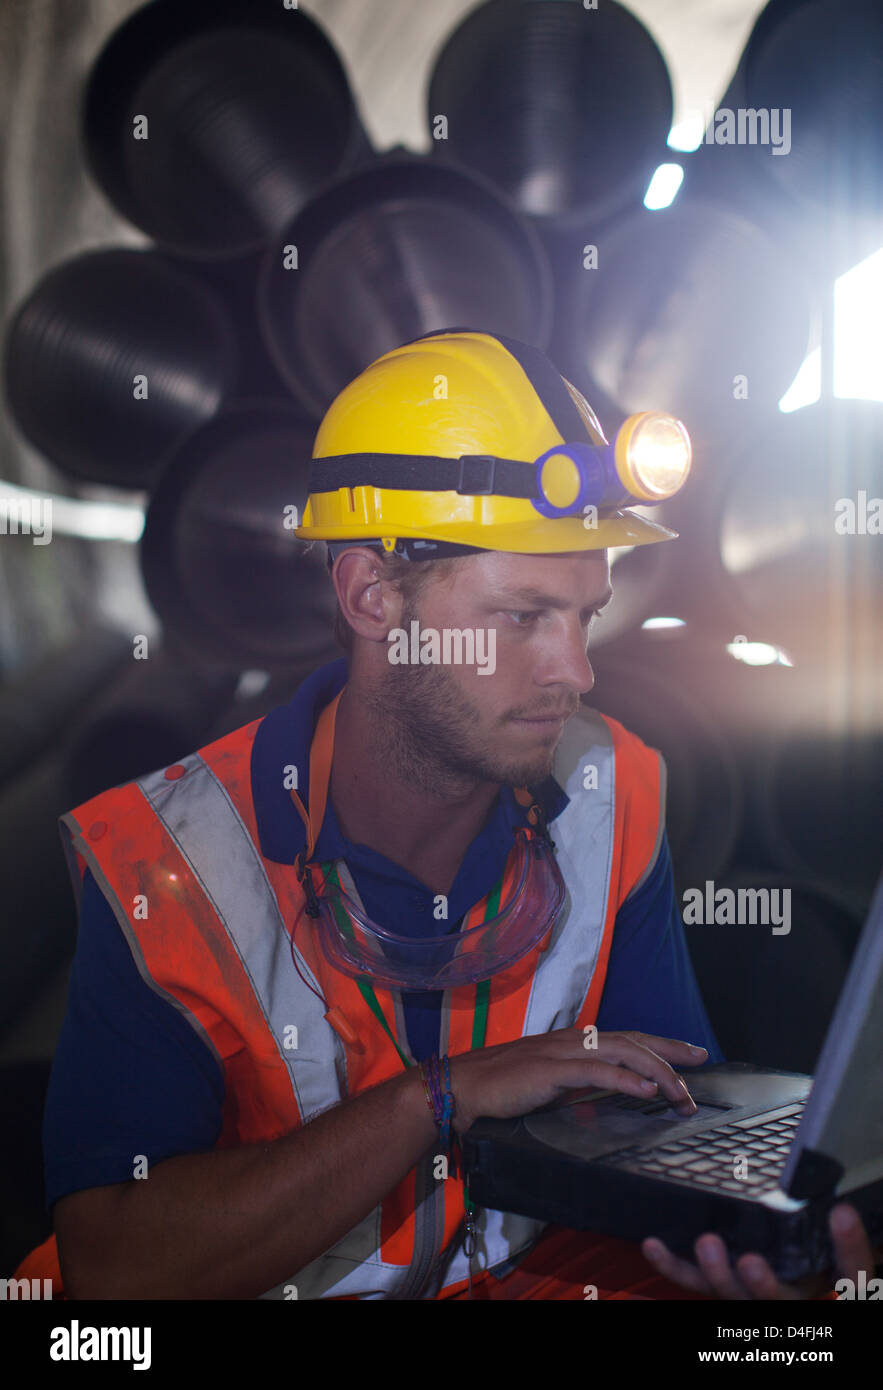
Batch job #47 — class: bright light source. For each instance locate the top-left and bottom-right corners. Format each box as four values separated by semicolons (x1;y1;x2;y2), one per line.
0;480;144;540
667;113;705;152
642;617;685;630
644;164;684;211
779;244;883;411
618;411;692;498
778;347;821;413
727;640;793;666
834;245;883;402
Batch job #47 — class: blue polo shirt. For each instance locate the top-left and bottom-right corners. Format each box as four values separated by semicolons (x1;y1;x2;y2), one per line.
42;658;724;1212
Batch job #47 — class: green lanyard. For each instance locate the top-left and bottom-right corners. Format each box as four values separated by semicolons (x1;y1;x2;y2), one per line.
321;861;505;1217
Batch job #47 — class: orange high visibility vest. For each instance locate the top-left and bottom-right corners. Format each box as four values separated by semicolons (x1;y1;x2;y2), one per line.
17;690;665;1298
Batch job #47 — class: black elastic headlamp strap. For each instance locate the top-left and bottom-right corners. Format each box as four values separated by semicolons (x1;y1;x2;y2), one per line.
307;452;538;498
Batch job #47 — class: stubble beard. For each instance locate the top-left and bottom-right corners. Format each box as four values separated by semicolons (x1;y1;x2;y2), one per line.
360;601;559;796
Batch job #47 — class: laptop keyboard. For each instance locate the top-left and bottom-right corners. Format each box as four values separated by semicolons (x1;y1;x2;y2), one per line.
601;1103;806;1195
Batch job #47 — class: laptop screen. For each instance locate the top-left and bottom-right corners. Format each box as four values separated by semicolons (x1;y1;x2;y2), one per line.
782;866;883;1197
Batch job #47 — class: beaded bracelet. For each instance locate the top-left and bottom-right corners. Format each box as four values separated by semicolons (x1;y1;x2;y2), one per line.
419;1053;456;1169
439;1054;454;1155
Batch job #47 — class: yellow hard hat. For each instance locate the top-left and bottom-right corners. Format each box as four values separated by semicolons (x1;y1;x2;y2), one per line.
295;329;689;559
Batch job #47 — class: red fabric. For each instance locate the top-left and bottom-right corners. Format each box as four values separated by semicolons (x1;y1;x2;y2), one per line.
13;1232;64;1298
441;1225;716;1300
441;1225;840;1301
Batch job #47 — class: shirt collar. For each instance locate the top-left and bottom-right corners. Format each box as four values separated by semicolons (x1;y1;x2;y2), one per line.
250;657;569;866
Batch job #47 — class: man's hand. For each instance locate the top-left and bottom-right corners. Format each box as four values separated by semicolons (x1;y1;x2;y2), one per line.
641;1202;878;1299
449;1028;709;1135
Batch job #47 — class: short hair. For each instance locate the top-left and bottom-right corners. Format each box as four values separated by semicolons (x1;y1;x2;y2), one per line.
331;549;466;654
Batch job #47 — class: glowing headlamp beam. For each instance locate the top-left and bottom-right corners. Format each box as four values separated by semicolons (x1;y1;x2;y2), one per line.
532;412;692;519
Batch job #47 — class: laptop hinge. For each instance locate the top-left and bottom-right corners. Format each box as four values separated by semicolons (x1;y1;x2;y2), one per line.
788;1145;845;1200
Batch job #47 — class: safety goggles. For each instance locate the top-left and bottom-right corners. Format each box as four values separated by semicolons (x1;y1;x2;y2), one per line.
298;824;566;991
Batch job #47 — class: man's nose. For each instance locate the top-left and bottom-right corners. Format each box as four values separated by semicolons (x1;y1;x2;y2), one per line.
544;618;595;697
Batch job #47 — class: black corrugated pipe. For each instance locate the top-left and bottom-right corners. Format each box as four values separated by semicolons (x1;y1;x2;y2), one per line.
82;0;374;262
3;248;238;488
426;0;673;227
140;400;339;668
257;148;554;420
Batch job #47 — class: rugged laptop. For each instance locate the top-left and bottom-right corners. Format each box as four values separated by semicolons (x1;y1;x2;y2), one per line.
461;869;883;1281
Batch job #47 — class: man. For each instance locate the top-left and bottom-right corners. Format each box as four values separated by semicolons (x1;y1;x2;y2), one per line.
16;329;873;1299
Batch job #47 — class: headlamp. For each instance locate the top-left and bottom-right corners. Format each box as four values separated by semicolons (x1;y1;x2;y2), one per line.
306;410;691;530
532;411;691;518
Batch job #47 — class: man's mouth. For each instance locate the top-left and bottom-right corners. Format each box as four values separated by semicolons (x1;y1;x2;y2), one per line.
511;712;571;723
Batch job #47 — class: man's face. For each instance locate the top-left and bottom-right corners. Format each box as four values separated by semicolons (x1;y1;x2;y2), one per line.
380;548;612;789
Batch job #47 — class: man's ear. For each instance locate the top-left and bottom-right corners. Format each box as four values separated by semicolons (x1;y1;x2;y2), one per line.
332;547;402;644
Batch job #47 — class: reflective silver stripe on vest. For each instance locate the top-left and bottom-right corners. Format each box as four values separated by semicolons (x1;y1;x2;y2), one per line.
137;755;343;1125
259;1207;389;1300
434;1207;548;1294
523;707;616;1036
392;983;451;1300
309;859;444;1302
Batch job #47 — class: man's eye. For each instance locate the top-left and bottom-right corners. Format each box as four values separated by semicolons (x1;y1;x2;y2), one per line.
504;611;605;628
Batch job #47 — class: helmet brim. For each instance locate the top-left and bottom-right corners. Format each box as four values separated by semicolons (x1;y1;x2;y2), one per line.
295;508;677;552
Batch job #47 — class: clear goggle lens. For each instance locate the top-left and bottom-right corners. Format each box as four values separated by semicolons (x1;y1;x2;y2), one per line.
312;828;566;991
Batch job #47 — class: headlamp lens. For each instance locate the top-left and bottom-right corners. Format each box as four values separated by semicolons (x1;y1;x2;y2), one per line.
616;412;692;501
